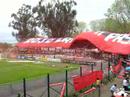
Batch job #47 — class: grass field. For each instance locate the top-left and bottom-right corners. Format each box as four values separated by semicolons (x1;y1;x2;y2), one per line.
0;60;79;84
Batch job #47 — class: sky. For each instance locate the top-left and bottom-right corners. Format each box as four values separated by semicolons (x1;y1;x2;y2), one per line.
0;0;115;43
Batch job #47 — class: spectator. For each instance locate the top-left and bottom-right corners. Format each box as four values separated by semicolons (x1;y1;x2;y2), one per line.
123;78;129;91
96;78;101;87
110;84;118;96
96;78;101;97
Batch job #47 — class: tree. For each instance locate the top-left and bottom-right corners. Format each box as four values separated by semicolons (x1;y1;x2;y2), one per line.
89;18;130;33
103;18;130;33
77;21;86;32
90;0;130;33
33;0;78;37
72;21;87;36
9;4;38;42
89;19;105;31
105;0;130;33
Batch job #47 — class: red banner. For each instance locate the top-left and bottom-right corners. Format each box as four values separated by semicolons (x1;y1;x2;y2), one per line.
16;37;73;48
70;31;130;55
17;31;130;54
73;70;103;91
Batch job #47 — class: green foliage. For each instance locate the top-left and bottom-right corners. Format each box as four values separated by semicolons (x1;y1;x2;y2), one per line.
103;19;130;33
73;21;87;36
77;21;86;32
9;4;38;42
104;0;130;33
105;0;130;22
9;0;78;40
33;0;78;37
89;19;105;31
90;0;130;33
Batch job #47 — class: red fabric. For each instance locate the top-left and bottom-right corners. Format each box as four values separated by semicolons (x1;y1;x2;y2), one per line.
115;96;122;97
17;32;130;54
83;87;96;94
73;70;103;91
117;75;124;79
16;37;73;48
112;60;122;74
70;31;130;55
80;87;96;96
50;82;63;87
60;83;66;97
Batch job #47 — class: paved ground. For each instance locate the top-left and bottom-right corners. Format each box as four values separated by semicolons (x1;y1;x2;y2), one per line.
81;78;123;97
2;77;126;97
100;78;122;97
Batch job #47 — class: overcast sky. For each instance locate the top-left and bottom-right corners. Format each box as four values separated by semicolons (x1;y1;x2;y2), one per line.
0;0;115;43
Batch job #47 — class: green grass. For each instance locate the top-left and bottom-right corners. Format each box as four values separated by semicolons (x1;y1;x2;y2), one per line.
0;60;79;84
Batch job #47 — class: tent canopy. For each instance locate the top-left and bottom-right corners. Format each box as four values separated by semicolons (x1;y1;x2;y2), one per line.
70;31;130;55
16;31;130;55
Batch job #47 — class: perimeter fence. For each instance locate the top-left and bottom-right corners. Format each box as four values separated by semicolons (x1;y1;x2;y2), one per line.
0;60;115;97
